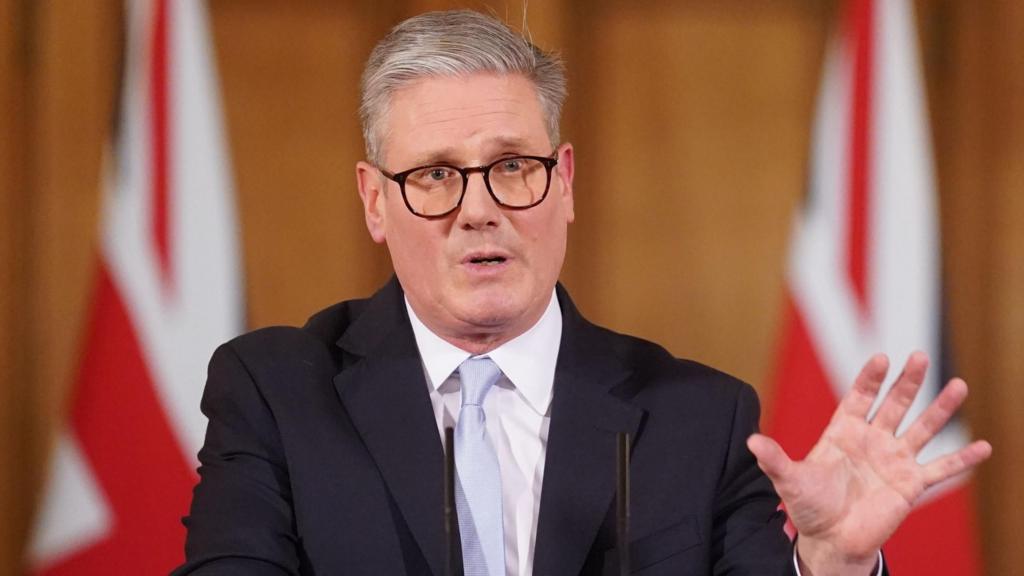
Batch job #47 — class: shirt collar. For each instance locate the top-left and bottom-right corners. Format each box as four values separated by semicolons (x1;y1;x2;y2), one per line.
405;291;562;416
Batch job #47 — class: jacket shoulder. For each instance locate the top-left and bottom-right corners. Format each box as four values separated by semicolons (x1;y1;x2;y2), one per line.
601;322;749;386
219;295;372;374
558;285;750;400
617;331;762;436
302;296;373;345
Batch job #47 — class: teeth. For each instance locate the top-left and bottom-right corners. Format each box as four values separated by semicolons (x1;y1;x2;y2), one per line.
471;257;505;264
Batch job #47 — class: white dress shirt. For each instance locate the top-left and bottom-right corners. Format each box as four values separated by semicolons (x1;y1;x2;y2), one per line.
793;543;884;576
406;292;561;576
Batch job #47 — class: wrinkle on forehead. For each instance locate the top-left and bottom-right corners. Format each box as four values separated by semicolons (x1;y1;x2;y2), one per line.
385;74;551;166
403;91;530;136
420;106;521;127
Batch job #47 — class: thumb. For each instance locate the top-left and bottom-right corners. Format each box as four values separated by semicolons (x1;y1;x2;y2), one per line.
747;433;795;487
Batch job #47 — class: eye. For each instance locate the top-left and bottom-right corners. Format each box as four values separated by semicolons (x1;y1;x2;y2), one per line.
427;167;451;181
409;165;458;186
498;158;523;173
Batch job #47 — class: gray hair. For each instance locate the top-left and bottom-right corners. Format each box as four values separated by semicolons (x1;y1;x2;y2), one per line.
359;9;567;165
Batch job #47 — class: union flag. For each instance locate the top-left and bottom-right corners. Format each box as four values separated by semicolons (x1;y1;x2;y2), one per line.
28;1;243;573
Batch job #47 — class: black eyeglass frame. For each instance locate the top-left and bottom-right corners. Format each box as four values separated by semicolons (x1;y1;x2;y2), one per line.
379;153;560;219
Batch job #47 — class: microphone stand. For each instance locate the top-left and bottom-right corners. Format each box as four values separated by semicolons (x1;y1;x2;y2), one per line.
444;426;460;576
617;431;631;576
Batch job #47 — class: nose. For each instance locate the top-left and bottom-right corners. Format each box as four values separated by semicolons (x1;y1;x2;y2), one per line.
455;172;501;229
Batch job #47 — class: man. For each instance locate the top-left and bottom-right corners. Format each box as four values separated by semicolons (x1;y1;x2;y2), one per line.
175;10;991;575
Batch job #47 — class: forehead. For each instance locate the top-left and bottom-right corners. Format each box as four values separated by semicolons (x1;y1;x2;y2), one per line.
382;73;550;165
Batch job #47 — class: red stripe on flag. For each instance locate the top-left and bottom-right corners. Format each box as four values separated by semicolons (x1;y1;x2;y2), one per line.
151;0;172;291
766;294;839;459
37;264;196;575
846;0;873;317
884;485;985;574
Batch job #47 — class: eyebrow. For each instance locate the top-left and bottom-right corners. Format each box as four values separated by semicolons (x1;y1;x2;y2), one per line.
409;136;535;167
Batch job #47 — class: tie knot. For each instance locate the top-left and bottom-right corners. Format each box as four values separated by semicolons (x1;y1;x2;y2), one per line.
458;357;502;407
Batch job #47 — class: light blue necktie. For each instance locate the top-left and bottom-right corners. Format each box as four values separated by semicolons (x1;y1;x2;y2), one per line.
455;357;505;576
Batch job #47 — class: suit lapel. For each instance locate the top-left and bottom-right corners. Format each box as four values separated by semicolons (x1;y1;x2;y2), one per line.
333;279;449;576
533;288;645;576
332;281;646;576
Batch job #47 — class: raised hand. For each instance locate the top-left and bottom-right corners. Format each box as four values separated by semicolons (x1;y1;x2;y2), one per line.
747;352;992;575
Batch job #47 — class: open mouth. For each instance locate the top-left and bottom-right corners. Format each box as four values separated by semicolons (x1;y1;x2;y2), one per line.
468;255;507;266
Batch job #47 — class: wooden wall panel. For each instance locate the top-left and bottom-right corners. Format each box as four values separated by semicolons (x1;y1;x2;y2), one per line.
974;2;1024;572
0;1;30;573
934;1;1024;573
210;1;393;329
560;2;826;390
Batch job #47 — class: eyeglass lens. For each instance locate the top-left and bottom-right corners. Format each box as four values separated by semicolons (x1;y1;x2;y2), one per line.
404;157;550;216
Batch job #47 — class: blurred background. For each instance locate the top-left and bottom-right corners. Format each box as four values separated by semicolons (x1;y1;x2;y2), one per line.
0;0;1020;574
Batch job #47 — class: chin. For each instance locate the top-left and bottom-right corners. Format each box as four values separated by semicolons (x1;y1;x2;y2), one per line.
455;292;527;330
459;303;520;329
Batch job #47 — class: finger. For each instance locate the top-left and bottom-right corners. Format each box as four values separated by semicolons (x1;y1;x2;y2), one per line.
871;351;929;433
921;440;993;486
747;433;796;489
899;378;969;453
837;354;890;420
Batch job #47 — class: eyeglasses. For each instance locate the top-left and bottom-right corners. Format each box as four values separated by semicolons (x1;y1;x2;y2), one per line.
379;153;559;218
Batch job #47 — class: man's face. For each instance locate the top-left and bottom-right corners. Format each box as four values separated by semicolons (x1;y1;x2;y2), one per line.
356;73;575;351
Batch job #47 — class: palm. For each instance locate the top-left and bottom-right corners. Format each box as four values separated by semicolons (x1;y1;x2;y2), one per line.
748;353;991;570
780;403;922;555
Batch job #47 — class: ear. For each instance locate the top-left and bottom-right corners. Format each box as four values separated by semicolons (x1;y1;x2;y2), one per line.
356;161;388;243
555;143;575;223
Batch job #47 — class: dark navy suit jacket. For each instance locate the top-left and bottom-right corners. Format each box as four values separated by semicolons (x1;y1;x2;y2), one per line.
174;278;801;575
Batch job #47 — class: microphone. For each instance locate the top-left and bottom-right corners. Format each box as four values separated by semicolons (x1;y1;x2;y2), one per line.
617;431;631;576
444;426;460;576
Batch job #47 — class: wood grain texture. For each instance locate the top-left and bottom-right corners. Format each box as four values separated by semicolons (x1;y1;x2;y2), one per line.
559;1;825;391
0;0;30;573
931;1;1024;573
209;1;394;328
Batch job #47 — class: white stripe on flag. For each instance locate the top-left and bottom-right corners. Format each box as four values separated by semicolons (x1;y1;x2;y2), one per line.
104;0;243;464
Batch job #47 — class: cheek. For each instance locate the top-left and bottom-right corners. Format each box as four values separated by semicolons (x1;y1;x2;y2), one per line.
387;217;446;275
525;214;568;271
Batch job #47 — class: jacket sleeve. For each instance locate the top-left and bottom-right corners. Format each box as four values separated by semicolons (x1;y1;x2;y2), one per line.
711;383;797;576
172;342;299;575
